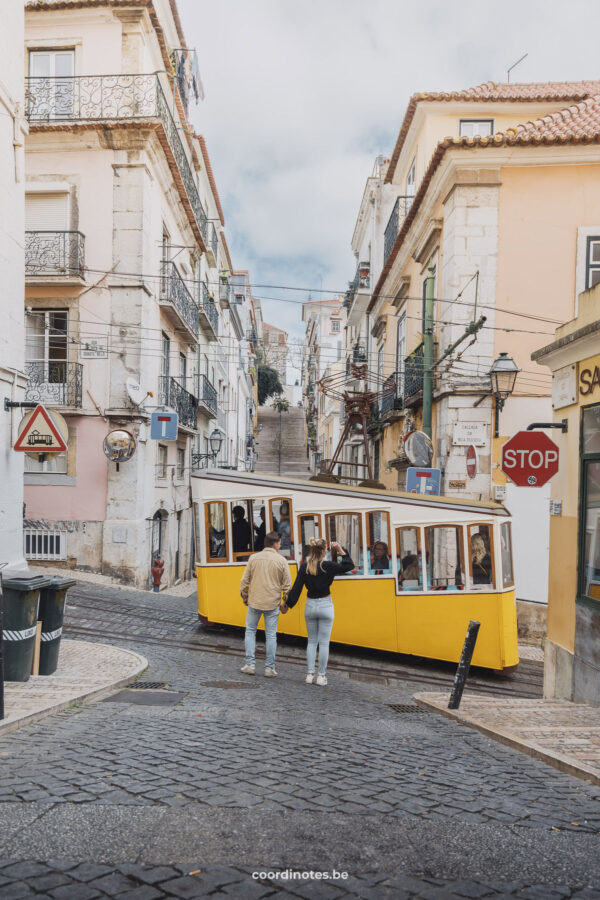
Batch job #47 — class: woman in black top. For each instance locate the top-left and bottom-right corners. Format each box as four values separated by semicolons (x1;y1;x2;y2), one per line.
283;538;354;685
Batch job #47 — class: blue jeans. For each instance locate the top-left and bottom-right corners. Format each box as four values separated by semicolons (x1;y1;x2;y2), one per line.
245;605;280;668
305;596;334;676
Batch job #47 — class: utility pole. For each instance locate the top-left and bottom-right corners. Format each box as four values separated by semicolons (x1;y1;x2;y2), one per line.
422;264;436;439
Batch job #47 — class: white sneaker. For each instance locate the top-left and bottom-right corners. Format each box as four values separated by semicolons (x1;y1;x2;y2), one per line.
264;667;277;677
316;674;328;686
305;673;314;684
240;664;255;675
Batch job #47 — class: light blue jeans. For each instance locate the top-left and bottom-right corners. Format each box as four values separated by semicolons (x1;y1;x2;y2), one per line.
305;596;334;676
245;605;280;668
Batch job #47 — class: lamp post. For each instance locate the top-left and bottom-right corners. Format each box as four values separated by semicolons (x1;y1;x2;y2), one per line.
192;428;224;469
489;352;519;438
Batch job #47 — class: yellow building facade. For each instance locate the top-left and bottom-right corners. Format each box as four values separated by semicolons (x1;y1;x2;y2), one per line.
533;285;600;704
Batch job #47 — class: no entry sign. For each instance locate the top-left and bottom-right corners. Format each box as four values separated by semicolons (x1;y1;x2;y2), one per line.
501;431;559;487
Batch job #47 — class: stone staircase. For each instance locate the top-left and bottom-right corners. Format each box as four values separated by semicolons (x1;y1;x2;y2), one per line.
254;406;310;479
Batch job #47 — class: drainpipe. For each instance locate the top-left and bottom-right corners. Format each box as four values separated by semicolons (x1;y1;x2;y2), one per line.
422;264;436;439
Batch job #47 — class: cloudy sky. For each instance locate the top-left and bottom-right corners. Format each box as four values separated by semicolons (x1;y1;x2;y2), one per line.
179;0;600;360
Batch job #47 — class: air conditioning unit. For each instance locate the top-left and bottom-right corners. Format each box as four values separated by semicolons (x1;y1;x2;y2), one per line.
493;484;507;501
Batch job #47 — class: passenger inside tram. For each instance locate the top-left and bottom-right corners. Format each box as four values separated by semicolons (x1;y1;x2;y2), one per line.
254;506;266;552
232;505;252;554
471;532;492;585
370;541;391;574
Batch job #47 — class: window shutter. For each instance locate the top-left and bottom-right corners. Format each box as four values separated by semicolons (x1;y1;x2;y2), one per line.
25;192;69;230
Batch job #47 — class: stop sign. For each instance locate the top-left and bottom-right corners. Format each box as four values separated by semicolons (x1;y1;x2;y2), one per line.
501;431;559;487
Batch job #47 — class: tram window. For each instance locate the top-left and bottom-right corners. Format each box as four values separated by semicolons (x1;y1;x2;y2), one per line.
367;511;391;575
269;498;294;559
469;524;495;589
252;499;267;553
205;502;228;562
326;513;362;575
426;526;465;590
231;499;254;561
500;522;514;588
396;527;423;591
193;502;202;563
299;514;322;561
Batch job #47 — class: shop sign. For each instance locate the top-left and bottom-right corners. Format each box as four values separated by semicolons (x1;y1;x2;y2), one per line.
552;364;577;409
452;422;486;447
579;363;600;398
448;480;466;491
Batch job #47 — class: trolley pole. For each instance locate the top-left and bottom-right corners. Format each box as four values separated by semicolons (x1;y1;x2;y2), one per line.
448;620;481;710
422;264;436;439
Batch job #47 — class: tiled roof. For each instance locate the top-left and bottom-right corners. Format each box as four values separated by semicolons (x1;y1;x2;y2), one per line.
370;93;600;310
386;80;600;182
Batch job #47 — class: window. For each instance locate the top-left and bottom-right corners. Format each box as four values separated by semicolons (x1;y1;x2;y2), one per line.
405;157;416;198
179;353;187;386
298;514;322;560
326;513;362;575
25;190;69;231
500;522;514;588
426;526;465;590
231;499;256;560
28;50;75;118
580;404;600;603
25;451;68;475
331;319;340;334
157;444;167;479
459;119;494;138
269;498;294;559
205;501;228;562
396;527;423;591
377;345;384;380
26;309;68;374
366;511;391;575
586;237;600;289
396;314;406;395
177;447;185;479
161;333;170;378
468;524;495;589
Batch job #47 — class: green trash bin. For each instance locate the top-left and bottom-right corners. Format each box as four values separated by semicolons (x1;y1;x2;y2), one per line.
2;574;51;682
38;577;76;676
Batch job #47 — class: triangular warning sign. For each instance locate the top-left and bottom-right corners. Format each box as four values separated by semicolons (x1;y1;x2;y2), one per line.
14;404;67;453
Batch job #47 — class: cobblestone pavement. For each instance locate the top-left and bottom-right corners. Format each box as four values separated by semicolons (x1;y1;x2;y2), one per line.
0;582;599;898
415;693;600;785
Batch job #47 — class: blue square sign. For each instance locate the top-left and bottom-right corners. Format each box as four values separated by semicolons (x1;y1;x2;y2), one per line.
150;411;179;441
406;466;441;496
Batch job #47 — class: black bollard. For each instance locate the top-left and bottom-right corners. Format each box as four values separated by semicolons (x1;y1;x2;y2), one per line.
448;620;480;710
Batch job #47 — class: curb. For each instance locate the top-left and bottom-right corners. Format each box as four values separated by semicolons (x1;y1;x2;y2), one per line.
413;692;600;788
0;643;148;738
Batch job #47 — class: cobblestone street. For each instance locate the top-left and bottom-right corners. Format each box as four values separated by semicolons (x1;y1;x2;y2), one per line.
1;583;600;898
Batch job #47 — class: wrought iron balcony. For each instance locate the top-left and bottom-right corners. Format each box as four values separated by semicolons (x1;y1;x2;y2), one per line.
404;342;424;400
196;373;217;419
198;281;219;340
24;361;83;407
383;195;414;264
159;375;198;430
25;74;208;244
209;222;218;261
380;372;404;416
160;260;199;342
25;231;85;278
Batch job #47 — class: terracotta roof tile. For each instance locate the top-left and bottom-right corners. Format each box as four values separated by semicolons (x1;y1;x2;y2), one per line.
386;79;600;182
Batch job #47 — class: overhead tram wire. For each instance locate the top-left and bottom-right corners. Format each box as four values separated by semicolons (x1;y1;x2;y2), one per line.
39;262;568;329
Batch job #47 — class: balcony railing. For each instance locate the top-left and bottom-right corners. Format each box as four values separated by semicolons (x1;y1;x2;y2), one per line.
25;231;85;278
25;74;208;243
24;361;83;407
383;195;414;264
209;222;218;259
160;260;199;339
380;372;404;415
199;281;219;338
195;373;217;419
404;342;424;399
159;375;198;430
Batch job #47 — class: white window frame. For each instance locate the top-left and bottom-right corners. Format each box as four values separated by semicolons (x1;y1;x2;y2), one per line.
459;119;494;138
157;444;168;480
405;157;416;198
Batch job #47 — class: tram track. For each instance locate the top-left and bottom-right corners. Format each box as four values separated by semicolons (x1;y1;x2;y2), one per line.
63;615;543;699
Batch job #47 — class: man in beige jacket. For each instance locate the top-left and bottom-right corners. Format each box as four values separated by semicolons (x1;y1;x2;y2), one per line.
240;531;292;677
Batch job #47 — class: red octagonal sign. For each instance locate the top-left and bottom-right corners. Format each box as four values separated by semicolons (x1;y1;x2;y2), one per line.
501;431;559;487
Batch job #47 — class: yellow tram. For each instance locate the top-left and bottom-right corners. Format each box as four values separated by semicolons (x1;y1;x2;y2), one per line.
192;470;519;671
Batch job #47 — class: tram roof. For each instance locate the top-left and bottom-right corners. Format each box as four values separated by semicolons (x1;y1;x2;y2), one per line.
192;469;510;517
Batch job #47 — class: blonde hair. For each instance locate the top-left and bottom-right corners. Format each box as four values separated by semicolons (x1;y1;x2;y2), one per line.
306;537;327;576
471;533;486;565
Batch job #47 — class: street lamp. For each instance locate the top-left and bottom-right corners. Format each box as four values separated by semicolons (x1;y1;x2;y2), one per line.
489;352;519;437
192;428;224;469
